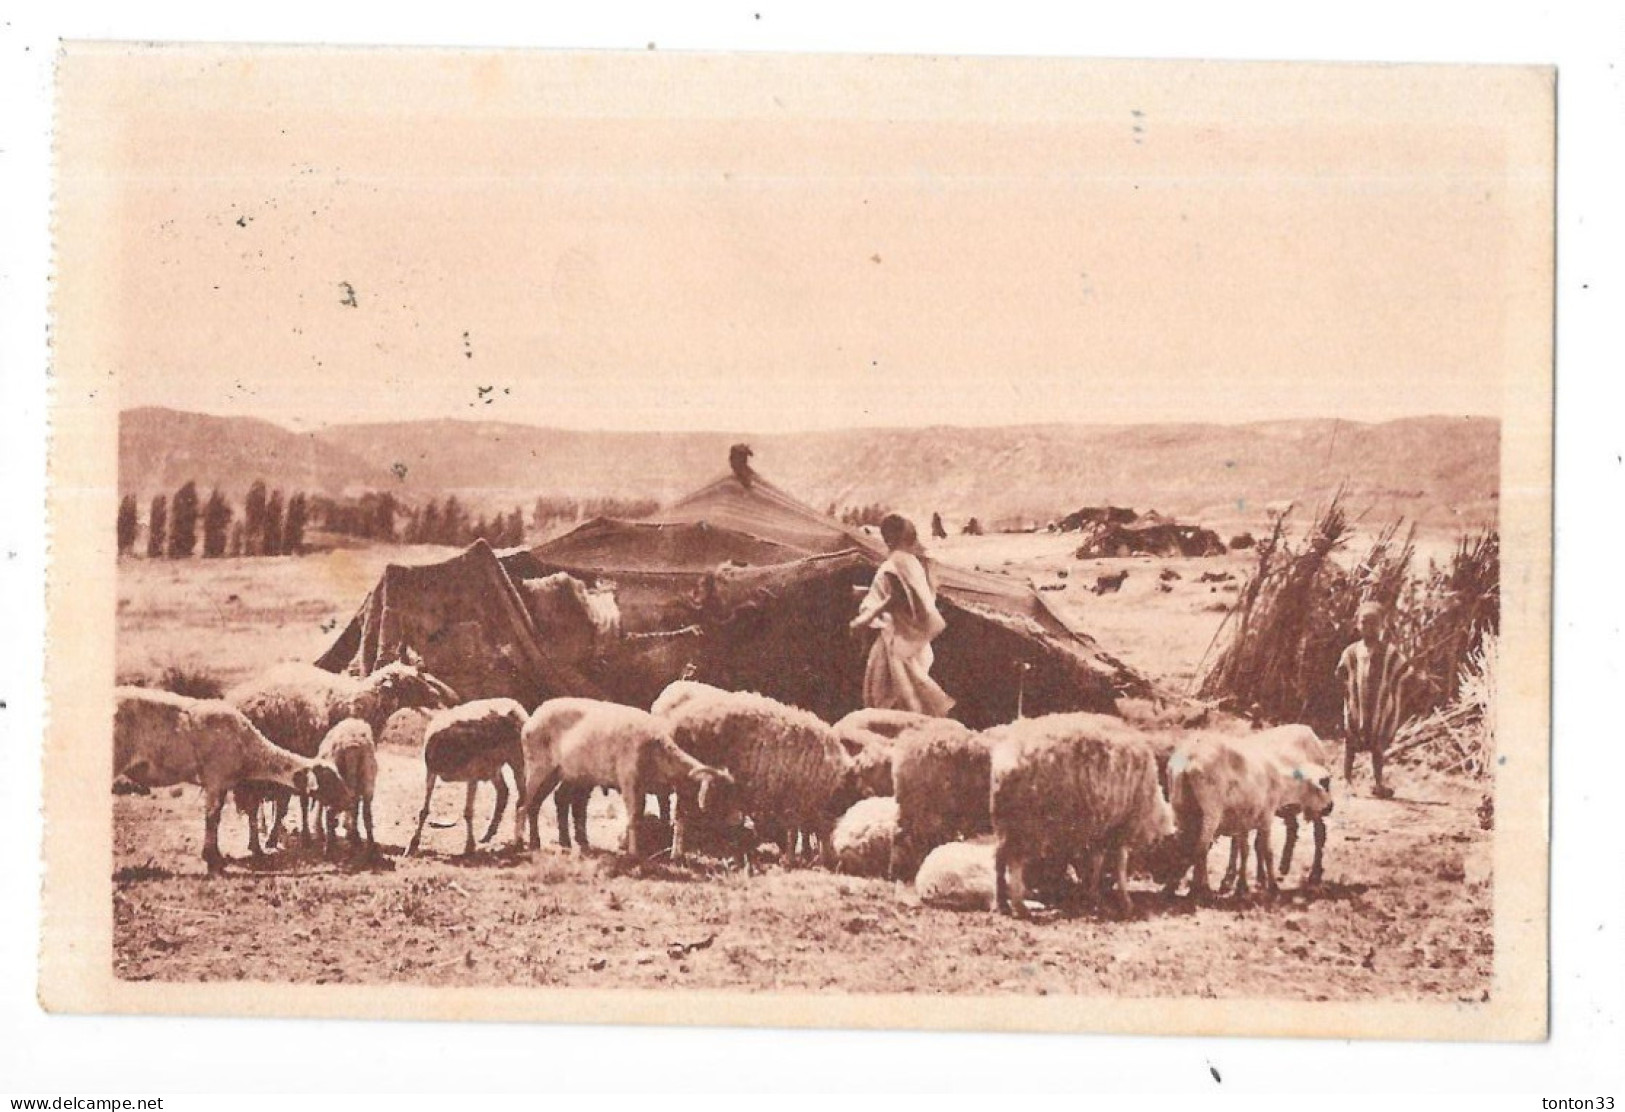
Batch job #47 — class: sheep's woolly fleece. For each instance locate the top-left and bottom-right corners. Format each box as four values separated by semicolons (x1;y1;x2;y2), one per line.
987;712;1171;859
831;796;899;877
659;685;851;830
890;718;987;880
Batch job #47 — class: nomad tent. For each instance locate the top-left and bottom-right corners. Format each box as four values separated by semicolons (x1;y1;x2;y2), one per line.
319;465;1153;727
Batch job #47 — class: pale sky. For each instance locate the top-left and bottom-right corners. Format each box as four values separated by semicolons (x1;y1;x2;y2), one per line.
60;50;1550;433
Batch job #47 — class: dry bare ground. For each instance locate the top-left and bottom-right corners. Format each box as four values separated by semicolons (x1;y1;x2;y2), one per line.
112;540;1493;1000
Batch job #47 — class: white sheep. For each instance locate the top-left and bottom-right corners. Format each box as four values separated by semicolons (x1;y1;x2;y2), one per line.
518;697;735;859
652;681;853;867
1162;730;1334;901
404;698;529;857
831;796;899;877
228;659;459;850
315;718;378;855
114;686;348;873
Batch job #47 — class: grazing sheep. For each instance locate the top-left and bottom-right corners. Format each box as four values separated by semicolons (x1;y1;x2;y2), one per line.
114;686;348;873
915;839;999;911
315;718;378;855
888;718;985;882
405;698;528;857
988;713;1176;918
227;659;458;851
831;796;899;877
1162;731;1334;901
518;697;735;859
654;682;852;867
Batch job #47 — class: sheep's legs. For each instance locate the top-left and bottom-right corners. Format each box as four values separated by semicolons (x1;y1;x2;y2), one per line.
1219;837;1241;895
462;781;479;856
520;771;560;851
623;777;642;859
1307;818;1326;889
509;762;528;848
244;795;266;858
1233;835;1251;898
404;771;438;856
203;788;228;874
266;795;288;850
481;773;508;844
1111;844;1135;919
1280;812;1300;876
1256;826;1279;898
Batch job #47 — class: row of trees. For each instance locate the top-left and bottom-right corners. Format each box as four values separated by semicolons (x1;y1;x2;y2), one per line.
399;498;528;548
117;480;309;558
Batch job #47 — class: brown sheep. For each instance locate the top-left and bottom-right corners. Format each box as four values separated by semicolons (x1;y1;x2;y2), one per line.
405;698;528;857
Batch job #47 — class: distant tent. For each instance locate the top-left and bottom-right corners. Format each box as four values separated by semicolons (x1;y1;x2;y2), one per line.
319;466;1156;727
1073;522;1227;559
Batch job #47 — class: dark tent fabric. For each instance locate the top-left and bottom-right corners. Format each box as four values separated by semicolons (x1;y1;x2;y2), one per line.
518;470;1154;725
529;471;1092;642
319;469;1155;726
315;539;603;706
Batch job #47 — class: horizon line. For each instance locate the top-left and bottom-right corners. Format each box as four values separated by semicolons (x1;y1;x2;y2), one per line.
120;403;1503;439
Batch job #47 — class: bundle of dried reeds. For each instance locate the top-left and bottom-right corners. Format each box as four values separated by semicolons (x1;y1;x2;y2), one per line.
1389;632;1497;777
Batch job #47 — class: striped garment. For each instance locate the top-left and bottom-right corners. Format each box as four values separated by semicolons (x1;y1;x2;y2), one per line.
1336;638;1411;753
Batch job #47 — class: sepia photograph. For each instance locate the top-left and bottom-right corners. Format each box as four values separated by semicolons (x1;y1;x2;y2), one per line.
41;43;1553;1042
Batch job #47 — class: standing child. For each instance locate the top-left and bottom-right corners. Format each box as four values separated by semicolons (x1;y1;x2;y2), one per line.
1335;601;1411;799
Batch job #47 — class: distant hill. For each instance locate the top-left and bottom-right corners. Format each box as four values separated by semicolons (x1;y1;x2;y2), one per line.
120;408;1499;531
118;407;393;501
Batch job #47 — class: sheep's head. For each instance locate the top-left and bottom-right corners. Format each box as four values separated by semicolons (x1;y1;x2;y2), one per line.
690;766;740;824
371;662;459;712
296;762;353;810
1288;763;1335;820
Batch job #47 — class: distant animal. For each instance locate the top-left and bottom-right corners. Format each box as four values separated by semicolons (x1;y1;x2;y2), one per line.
517;697;735;860
653;681;852;868
314;718;378;855
987;713;1176;918
1197;571;1234;584
1161;731;1334;901
113;687;348;873
1092;570;1130;595
405;698;529;857
227;657;458;852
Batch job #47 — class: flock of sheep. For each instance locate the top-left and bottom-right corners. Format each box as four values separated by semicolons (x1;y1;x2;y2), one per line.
113;657;1338;917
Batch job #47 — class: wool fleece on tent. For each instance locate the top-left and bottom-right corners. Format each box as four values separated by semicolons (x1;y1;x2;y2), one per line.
318;467;1153;727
